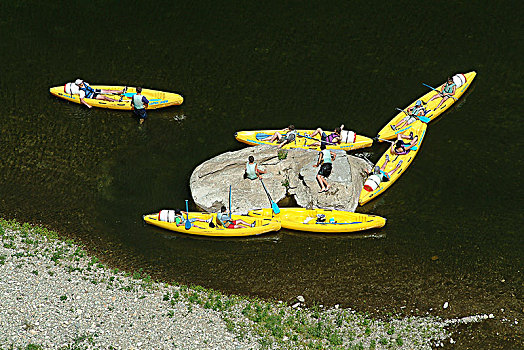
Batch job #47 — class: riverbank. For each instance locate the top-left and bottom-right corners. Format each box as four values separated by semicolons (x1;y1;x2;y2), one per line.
0;219;499;349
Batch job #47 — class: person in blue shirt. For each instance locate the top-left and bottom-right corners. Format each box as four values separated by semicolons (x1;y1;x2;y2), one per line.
313;144;336;193
426;77;456;108
130;86;149;124
244;156;266;180
216;206;254;228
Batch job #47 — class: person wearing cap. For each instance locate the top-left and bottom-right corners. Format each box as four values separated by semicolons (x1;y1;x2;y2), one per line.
64;79;124;108
391;100;427;131
425;76;456;108
130;86;149;124
313;144;336;193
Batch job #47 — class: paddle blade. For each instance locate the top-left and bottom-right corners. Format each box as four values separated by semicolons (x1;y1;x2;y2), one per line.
271;201;280;214
185;200;191;230
418;115;430;123
255;133;271;140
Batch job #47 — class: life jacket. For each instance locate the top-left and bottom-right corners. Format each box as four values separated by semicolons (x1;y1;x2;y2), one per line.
80;83;95;98
412;106;426;117
326;133;339;144
443;82;455;94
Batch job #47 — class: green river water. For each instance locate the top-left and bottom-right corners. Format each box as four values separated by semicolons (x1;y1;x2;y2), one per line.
0;1;522;348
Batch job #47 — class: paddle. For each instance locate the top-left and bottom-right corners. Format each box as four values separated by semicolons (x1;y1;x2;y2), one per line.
255;132;272;140
260;178;280;214
229;185;232;215
395;108;430;123
184;200;191;230
422;83;457;101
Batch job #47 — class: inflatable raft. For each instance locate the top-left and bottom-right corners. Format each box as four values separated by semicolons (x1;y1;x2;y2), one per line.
248;208;386;232
143;210;281;237
234;129;373;151
377;71;476;140
359;120;427;205
50;85;183;110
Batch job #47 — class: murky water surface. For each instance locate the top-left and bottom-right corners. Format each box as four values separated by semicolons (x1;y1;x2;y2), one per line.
0;2;522;347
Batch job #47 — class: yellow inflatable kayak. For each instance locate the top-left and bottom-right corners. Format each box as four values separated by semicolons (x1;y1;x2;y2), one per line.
248;208;386;233
234;129;373;151
50;85;183;110
359;120;427;206
376;71;476;140
143;210;281;237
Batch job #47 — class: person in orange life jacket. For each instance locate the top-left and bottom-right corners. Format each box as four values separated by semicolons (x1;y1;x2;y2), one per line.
65;79;124;109
244;156;266;180
313;144;336;193
426;76;456;108
391;101;427;131
391;131;418;156
215;206;254;228
130;86;149;124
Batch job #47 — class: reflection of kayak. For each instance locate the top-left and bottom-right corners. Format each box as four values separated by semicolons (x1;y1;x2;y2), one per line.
234;129;373;151
377;71;476;140
143;211;281;237
247;208;386;232
359;120;427;206
49;85;183;110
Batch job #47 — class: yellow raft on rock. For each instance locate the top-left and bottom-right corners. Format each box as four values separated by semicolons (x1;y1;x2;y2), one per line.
359;120;427;206
143;210;281;237
234;129;373;151
50;85;183;110
376;71;476;140
247;208;386;233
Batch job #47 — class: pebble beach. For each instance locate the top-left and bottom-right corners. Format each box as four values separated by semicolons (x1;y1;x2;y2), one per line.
0;219;498;349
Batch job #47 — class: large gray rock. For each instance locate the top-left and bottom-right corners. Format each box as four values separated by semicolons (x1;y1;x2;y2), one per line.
189;146;370;214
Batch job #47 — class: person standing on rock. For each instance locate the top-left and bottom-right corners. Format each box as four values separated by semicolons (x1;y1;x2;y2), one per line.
244;156;266;180
313;144;336;193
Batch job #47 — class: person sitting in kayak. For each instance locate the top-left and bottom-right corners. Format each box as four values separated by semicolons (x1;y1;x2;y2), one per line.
172;209;210;227
260;125;298;149
216;206;254;228
244;156;266;180
65;79;124;109
391;132;419;155
363;155;403;192
306;126;342;147
391;101;428;131
426;76;456;108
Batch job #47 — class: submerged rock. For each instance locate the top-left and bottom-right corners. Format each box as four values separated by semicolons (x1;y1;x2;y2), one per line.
189;145;369;213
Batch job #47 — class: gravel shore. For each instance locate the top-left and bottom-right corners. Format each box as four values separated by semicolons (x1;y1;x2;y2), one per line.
0;219;492;349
